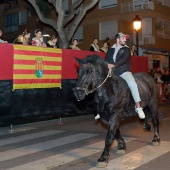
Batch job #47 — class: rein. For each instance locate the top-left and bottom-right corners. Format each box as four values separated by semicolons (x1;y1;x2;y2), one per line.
73;64;112;95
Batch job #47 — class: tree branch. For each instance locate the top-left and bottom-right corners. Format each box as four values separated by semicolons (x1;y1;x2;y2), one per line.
28;0;57;27
67;0;99;40
48;0;56;8
63;0;84;26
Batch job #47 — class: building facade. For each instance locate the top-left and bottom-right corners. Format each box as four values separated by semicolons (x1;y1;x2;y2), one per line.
0;0;170;69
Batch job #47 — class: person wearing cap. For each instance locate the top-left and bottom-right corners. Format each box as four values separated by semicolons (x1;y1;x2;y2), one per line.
95;32;145;120
32;29;46;47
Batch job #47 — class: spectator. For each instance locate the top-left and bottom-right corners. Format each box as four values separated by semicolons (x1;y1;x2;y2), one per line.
164;70;170;84
0;29;8;43
105;37;111;48
90;38;99;52
68;38;80;50
165;82;170;99
14;29;31;45
32;29;46;47
100;41;108;53
130;44;137;56
47;35;59;48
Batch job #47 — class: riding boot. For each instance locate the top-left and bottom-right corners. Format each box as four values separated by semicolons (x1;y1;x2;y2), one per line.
95;114;100;120
135;107;145;119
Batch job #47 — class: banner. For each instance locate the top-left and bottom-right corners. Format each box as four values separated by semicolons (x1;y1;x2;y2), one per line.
13;45;62;90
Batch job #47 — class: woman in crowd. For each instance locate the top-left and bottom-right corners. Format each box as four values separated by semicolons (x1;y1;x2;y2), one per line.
105;37;111;49
90;38;99;52
100;41;108;53
47;35;59;48
32;29;46;47
14;29;31;45
0;29;8;43
69;38;80;50
130;44;137;56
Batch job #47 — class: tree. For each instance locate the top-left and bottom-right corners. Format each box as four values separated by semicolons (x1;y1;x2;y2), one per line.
27;0;99;48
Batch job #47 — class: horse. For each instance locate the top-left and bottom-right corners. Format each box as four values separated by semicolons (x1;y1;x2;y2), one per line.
73;55;161;168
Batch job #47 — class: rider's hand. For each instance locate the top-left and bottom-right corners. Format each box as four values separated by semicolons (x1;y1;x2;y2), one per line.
108;64;115;69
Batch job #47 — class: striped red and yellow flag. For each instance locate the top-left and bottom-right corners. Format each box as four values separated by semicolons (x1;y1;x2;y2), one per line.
13;45;62;90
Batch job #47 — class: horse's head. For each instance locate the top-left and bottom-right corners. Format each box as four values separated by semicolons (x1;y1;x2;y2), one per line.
73;55;109;101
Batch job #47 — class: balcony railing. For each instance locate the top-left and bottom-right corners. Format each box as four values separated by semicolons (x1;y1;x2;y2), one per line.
121;0;154;14
128;34;155;46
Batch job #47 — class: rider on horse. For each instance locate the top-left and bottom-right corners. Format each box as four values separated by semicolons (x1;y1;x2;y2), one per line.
95;32;145;120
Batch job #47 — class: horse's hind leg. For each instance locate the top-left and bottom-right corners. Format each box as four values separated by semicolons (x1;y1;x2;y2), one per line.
148;103;160;146
115;128;126;154
141;107;152;132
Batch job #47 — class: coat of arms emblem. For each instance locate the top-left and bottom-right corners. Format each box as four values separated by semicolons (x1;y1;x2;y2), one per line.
35;57;44;78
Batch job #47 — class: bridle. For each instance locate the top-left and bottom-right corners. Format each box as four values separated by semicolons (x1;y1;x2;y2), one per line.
73;63;112;95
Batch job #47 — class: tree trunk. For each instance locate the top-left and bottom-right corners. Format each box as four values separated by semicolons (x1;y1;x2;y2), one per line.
27;0;99;48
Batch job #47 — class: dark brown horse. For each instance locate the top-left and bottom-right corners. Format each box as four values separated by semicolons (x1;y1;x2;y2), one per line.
73;55;161;167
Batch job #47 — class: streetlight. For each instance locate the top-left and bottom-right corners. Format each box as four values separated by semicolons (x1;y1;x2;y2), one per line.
133;15;142;56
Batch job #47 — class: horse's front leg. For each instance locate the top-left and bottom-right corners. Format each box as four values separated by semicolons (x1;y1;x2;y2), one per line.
96;114;120;168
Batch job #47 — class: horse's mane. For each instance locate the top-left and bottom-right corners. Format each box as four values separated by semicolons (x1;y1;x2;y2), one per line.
80;55;105;65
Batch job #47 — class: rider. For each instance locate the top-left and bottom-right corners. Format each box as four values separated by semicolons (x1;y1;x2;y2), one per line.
95;32;145;120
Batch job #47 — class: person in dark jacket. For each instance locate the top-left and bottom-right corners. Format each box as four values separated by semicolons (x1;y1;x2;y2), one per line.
95;32;145;120
90;38;99;52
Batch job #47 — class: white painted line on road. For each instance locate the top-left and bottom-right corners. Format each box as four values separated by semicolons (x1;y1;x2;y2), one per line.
0;133;98;162
0;130;64;146
6;137;135;170
0;127;36;136
89;141;170;170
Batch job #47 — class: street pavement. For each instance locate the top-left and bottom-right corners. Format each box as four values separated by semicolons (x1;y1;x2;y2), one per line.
0;101;169;170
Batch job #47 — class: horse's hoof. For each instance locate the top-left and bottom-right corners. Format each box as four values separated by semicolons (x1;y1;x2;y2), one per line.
152;142;160;146
116;149;126;154
96;162;108;168
143;123;152;132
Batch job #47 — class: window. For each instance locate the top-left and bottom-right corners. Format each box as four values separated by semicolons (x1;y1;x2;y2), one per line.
99;21;118;40
156;0;170;7
19;10;27;25
133;17;155;45
99;0;117;9
63;0;69;15
156;0;163;4
4;13;18;33
73;26;83;43
142;17;152;35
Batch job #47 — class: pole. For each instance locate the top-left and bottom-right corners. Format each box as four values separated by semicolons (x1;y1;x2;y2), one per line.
136;30;139;56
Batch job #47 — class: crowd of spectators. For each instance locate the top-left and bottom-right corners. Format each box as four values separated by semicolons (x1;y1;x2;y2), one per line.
148;68;170;102
0;28;110;53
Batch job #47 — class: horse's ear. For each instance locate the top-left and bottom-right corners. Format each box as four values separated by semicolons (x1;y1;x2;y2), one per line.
74;57;82;65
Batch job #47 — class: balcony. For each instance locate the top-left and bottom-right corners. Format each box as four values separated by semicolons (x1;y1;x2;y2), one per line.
128;34;155;46
121;0;154;14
